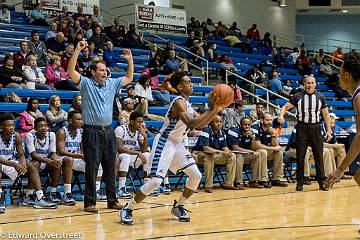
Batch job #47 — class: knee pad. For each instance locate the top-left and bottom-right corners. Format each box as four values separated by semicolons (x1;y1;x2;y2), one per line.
140;177;163;196
118;154;131;172
182;164;202;191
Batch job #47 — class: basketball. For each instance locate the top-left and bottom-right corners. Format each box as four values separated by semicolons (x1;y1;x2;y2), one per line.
211;84;234;107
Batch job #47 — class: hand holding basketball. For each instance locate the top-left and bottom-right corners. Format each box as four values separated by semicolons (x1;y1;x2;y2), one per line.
210;84;234;111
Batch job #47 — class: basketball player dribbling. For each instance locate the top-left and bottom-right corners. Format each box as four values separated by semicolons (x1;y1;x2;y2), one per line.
326;52;360;189
119;71;228;225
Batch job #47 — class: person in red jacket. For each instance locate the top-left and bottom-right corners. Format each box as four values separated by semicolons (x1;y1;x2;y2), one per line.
246;24;260;40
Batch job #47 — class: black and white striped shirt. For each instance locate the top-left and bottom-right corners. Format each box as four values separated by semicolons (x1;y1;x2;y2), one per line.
290;90;327;124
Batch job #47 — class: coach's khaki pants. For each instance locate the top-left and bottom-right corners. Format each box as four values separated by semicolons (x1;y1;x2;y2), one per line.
193;151;236;188
256;149;284;181
285;148;311;177
235;152;263;183
328;146;347;169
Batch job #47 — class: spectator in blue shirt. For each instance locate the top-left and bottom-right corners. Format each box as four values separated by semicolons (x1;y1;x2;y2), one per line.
31;3;48;26
103;40;122;72
269;71;283;96
192;115;238;193
164;49;189;75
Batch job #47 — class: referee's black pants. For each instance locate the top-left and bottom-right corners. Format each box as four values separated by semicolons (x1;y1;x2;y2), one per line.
83;125;119;207
296;122;326;186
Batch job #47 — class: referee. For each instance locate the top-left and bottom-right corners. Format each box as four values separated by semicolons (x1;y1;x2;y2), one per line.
278;75;332;191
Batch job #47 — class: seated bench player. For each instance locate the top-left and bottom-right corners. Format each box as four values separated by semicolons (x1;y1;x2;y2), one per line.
25;117;73;205
0;114;56;209
115;111;150;199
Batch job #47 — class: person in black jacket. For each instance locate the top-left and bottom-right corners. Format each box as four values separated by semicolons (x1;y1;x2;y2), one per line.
0;54;28;89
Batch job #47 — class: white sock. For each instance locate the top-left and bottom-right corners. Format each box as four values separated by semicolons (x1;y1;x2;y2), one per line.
164;177;169;185
176;195;188;207
96;181;101;192
26;189;34;197
119;177;126;189
144;178;150;184
64;184;71;194
0;188;2;194
50;187;57;193
35;190;44;200
126;197;138;210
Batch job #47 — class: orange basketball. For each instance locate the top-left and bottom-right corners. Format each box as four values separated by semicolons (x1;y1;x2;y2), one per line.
211;84;234;107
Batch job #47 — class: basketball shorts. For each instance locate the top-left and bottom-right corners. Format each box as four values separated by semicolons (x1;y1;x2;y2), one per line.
1;159;19;180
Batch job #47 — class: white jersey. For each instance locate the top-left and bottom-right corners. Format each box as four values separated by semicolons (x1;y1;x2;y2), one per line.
115;125;143;150
159;96;195;143
26;132;56;159
63;126;82;154
0;132;17;160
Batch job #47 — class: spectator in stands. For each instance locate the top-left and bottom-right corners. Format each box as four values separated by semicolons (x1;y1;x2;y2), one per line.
206;18;216;35
58;19;70;41
252;112;288;187
296;50;312;76
46;32;67;57
89;5;103;26
46;95;68;133
200;21;210;37
206;42;219;62
269;71;283;96
228;22;242;38
123;24;145;49
143;67;170;106
260;32;272;55
224;31;249;52
105;17;126;47
249;102;265;123
19;97;45;139
68;93;82;113
319;58;333;77
219;54;237;82
72;5;87;28
29;30;48;67
243;65;265;102
30;3;48;26
289;47;299;64
118;98;134;125
192;115;238;193
227;116;265;189
164;49;189;75
0;53;28;89
69;20;84;43
314;49;325;65
135;74;157;106
215;21;228;38
246;24;260;41
187;17;196;33
0;4;10;23
223;100;246;131
87;41;97;58
228;80;242;102
57;5;72;23
45;55;70;89
89;24;107;51
298;42;306;53
282;79;293;96
23;54;55;90
78;47;92;69
61;43;80;73
103;40;122;72
332;47;344;67
273;47;286;67
46;22;59;41
14;41;30;70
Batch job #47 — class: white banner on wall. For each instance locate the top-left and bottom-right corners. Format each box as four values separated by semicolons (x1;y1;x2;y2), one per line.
43;0;99;15
135;4;187;34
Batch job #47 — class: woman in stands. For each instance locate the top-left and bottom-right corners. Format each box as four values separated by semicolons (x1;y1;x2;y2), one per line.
19;97;45;139
45;55;69;89
135;74;158;106
68;93;82;113
23;54;55;90
45;95;68;133
0;53;28;89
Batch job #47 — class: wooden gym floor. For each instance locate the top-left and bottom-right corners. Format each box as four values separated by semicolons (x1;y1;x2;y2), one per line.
0;181;359;240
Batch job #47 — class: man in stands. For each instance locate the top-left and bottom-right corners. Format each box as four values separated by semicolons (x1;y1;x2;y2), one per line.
252;112;288;188
46;32;67;57
29;30;48;67
104;40;122;72
246;24;260;40
249;102;265;123
14;41;30;70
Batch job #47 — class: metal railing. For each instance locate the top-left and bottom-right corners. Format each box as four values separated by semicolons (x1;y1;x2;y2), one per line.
225;70;297;118
141;31;209;84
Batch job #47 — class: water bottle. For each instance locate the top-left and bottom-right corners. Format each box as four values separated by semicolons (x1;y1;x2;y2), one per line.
5;190;11;207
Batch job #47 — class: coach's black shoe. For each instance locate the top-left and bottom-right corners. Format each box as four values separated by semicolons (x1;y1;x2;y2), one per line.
304;177;312;185
271;180;288;187
259;181;272;188
296;185;303;191
171;200;191;222
119;203;133;225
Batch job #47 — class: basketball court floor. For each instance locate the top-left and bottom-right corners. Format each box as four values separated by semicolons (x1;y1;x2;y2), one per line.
0;181;359;239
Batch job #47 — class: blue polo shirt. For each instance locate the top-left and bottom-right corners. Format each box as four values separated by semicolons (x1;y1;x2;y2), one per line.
78;75;124;126
227;126;254;150
192;126;227;151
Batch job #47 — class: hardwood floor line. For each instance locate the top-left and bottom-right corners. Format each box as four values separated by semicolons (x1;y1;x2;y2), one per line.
0;184;357;226
137;223;360;240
